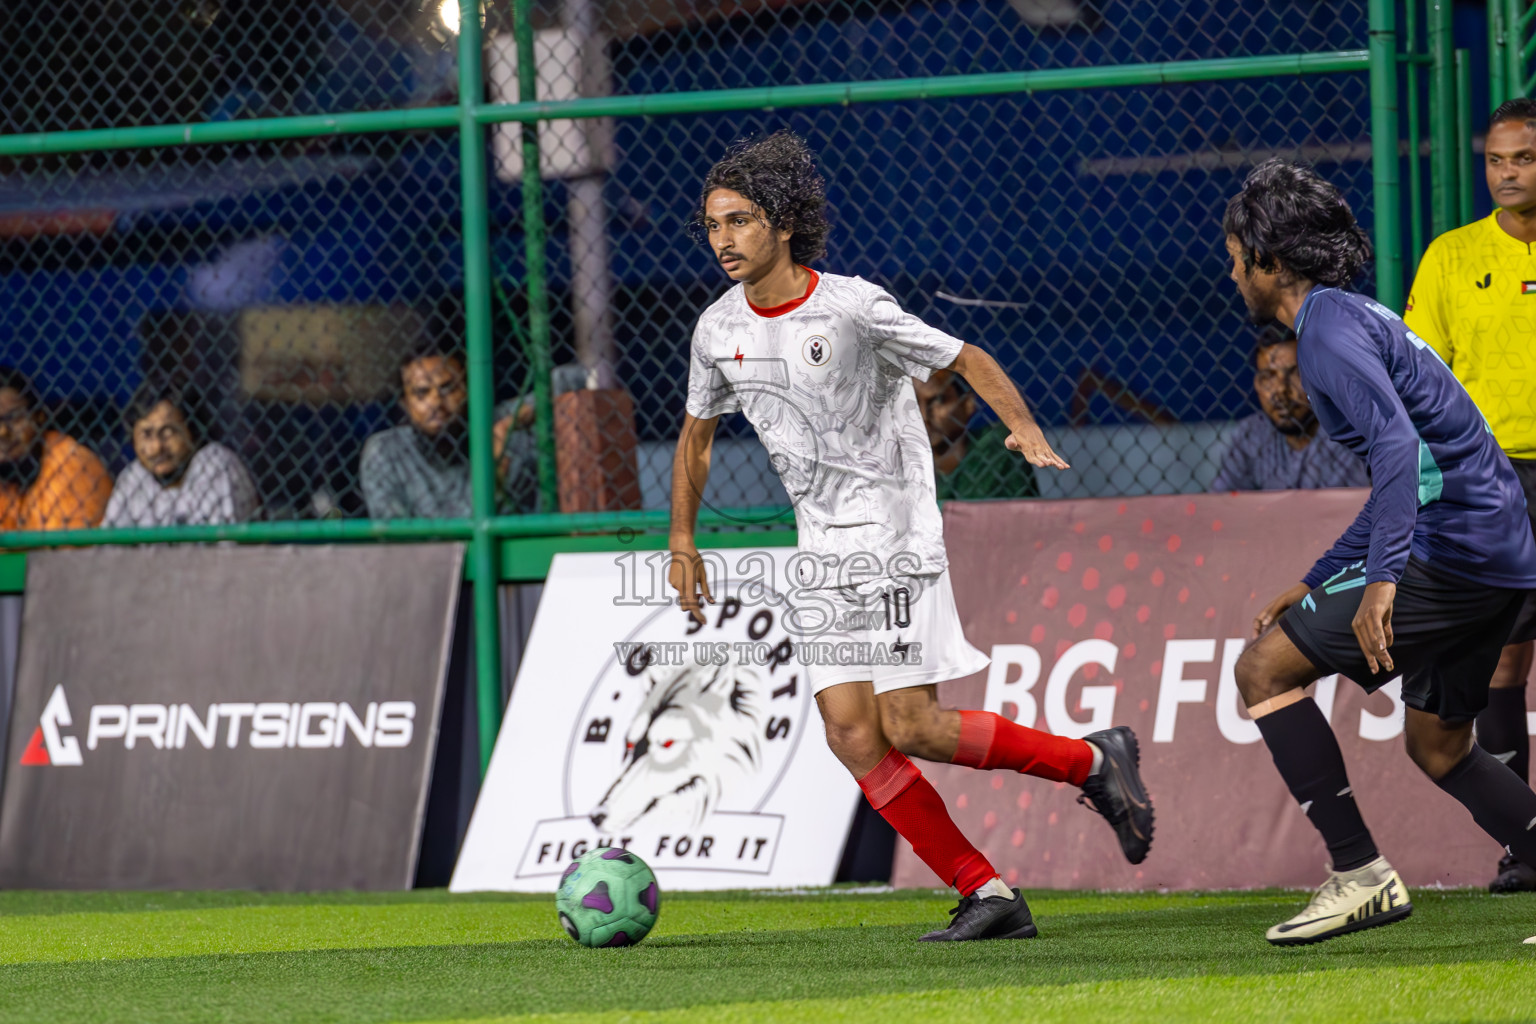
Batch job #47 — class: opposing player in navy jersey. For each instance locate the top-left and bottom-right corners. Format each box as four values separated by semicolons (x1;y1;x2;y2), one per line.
1223;159;1536;946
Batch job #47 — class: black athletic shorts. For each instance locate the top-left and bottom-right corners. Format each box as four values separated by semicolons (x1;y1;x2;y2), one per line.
1507;457;1536;646
1279;556;1527;722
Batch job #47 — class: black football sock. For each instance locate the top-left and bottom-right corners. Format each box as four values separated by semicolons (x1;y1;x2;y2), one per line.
1434;745;1536;865
1254;697;1379;871
1475;686;1529;783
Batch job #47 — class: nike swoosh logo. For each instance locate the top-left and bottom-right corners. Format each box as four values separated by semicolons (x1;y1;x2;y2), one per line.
1527;816;1535;831
1299;801;1313;815
1276;913;1348;932
1337;787;1352;797
1107;763;1151;839
1495;751;1518;765
1109;763;1149;808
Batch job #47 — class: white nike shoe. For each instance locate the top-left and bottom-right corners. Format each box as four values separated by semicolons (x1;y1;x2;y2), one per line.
1266;857;1412;946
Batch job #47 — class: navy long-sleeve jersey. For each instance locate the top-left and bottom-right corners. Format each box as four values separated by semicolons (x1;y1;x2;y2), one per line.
1293;287;1536;591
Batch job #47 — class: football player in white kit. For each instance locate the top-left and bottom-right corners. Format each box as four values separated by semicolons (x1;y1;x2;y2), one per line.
667;131;1154;940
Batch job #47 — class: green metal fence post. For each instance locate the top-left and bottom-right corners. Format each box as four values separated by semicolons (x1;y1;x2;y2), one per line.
1521;0;1536;96
1491;0;1508;109
1456;48;1475;226
515;0;559;514
1510;0;1531;97
458;0;508;776
1370;0;1405;310
1404;0;1424;268
1429;0;1457;236
1510;0;1523;97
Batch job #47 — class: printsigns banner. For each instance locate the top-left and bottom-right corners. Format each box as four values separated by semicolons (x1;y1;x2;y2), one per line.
452;550;862;892
902;490;1528;891
0;544;462;890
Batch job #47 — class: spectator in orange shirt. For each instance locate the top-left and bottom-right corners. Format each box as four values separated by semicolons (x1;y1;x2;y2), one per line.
0;366;112;531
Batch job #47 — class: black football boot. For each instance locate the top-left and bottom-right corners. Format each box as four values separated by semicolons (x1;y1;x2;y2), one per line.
1078;726;1155;864
918;887;1038;942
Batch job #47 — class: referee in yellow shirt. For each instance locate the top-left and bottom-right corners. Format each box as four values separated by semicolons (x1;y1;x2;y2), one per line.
1404;97;1536;894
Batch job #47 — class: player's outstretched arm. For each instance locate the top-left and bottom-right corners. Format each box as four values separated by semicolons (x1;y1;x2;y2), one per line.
668;412;718;624
949;343;1069;470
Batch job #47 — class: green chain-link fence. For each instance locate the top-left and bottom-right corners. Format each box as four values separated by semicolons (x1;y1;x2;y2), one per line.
492;2;1382;509
0;0;1454;765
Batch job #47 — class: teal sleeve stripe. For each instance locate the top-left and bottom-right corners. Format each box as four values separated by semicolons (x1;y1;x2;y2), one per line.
1417;438;1444;507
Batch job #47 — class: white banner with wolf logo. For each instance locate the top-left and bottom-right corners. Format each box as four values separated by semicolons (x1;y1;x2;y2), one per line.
451;550;863;892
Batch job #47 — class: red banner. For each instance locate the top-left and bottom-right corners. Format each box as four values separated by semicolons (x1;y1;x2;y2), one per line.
895;490;1521;891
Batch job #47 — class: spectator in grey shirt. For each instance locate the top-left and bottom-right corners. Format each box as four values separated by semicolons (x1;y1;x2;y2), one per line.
361;345;581;518
104;376;260;527
1211;326;1368;492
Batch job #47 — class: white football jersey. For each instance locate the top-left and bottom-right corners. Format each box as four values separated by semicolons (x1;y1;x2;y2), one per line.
685;271;964;589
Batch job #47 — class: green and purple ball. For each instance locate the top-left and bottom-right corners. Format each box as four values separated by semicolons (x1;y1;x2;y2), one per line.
555;847;661;947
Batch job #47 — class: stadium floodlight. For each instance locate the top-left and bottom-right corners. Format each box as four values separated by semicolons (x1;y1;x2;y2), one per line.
436;0;485;35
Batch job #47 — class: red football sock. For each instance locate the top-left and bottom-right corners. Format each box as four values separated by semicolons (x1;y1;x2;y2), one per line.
952;709;1094;786
858;747;996;896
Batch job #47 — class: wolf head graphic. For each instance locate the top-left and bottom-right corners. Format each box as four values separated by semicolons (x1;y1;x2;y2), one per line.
589;662;763;831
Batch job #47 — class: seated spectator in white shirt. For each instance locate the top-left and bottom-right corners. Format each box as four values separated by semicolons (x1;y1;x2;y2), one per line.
104;377;259;527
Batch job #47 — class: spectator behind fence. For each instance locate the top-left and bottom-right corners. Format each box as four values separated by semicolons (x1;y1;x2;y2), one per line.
0;366;112;532
360;345;585;519
103;377;259;528
1210;326;1368;492
914;367;1039;501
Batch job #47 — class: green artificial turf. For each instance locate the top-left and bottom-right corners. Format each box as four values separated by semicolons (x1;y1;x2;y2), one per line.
0;887;1530;1023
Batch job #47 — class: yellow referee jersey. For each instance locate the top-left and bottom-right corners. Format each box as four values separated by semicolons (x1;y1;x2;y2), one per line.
1404;210;1536;460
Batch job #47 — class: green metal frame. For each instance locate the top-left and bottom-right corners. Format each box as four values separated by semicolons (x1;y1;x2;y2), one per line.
1428;0;1456;238
1394;1;1477;293
1403;0;1426;265
1491;0;1536;106
0;53;1371;159
1456;47;1475;227
457;0;505;773
0;33;1400;776
1369;0;1405;311
514;0;560;515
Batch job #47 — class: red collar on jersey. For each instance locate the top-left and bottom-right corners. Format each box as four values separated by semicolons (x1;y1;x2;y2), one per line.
746;267;819;318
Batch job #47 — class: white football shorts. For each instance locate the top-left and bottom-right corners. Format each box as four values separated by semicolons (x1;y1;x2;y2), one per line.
788;569;990;695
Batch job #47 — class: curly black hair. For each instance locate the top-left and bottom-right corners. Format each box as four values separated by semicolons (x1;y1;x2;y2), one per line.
1222;159;1373;288
692;130;830;265
1490;97;1536;133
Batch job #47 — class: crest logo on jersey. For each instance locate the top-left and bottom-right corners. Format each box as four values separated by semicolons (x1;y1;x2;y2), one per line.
1475;273;1492;290
801;335;830;366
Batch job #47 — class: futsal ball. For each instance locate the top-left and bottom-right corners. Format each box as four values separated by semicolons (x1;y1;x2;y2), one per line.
555;847;660;947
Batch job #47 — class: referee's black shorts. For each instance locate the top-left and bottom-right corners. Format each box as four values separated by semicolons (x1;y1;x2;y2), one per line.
1279;557;1527;723
1505;456;1536;646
